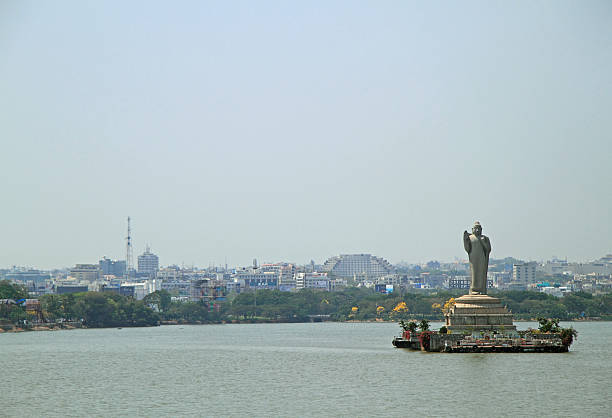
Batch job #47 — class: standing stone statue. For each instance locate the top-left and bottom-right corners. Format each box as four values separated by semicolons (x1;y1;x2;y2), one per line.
463;221;491;295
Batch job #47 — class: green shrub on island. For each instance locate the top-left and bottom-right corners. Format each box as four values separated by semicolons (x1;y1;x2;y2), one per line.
537;317;561;333
533;316;579;347
559;327;578;346
419;319;431;332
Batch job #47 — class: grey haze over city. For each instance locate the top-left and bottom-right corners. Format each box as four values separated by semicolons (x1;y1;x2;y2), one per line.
1;1;611;269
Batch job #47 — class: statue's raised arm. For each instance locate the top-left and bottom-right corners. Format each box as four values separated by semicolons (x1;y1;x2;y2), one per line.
463;230;471;253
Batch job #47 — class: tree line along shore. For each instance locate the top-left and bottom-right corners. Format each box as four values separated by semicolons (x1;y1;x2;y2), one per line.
1;280;611;330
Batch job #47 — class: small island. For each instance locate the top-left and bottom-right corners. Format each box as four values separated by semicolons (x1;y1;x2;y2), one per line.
392;222;579;352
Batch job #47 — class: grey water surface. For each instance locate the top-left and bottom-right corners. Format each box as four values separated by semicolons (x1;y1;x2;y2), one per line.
1;322;610;417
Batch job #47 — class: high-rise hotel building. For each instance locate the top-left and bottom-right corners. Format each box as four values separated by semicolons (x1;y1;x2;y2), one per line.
138;246;159;276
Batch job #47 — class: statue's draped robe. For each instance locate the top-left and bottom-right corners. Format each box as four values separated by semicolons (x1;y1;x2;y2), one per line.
464;234;491;294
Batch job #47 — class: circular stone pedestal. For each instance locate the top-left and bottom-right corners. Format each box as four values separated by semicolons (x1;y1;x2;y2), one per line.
445;294;516;333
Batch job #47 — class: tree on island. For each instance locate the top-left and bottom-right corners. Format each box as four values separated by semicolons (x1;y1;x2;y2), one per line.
537;317;561;333
559;327;578;346
419;319;430;332
536;317;578;347
398;320;419;336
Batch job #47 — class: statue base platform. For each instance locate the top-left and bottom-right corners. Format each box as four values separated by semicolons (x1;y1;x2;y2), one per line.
445;294;516;333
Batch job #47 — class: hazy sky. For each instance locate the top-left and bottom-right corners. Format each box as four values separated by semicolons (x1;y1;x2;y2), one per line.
1;1;611;269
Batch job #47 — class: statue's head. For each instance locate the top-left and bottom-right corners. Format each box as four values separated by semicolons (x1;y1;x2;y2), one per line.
472;221;482;237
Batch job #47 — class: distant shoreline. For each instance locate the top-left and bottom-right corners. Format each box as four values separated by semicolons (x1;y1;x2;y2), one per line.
2;317;609;333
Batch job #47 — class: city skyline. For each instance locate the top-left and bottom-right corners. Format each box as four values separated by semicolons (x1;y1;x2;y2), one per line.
2;228;610;271
2;1;611;268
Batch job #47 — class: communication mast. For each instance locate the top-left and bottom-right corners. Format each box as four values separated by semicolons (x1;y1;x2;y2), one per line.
125;216;133;280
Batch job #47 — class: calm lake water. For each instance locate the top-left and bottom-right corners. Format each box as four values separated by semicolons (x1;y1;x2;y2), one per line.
1;322;610;417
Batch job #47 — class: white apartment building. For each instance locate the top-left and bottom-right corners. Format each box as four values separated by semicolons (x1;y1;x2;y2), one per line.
513;262;537;284
296;272;334;291
260;263;296;286
121;279;161;300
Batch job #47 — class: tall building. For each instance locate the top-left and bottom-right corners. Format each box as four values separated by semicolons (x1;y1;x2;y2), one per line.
138;246;159;276
513;262;537;284
99;257;126;277
322;254;393;278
